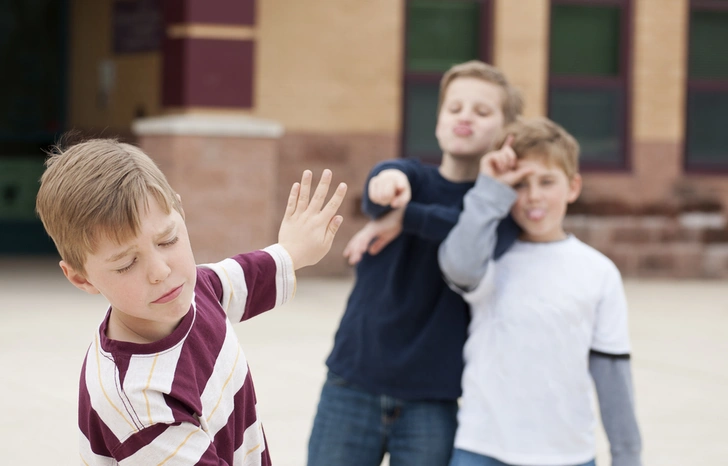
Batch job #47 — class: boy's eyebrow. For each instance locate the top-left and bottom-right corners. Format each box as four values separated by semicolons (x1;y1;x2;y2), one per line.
105;223;176;263
106;246;135;263
154;223;176;242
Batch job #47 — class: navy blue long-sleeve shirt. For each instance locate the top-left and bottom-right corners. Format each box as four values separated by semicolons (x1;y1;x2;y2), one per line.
325;158;519;400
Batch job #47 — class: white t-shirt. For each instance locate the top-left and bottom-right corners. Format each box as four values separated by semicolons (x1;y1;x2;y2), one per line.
455;236;631;466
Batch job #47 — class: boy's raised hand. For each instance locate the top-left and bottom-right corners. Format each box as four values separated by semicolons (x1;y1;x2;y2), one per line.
368;169;411;208
343;208;404;265
480;135;533;187
278;169;348;269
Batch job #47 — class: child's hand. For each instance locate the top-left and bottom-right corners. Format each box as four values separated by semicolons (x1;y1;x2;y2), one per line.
343;208;404;265
278;169;348;269
480;135;533;187
368;169;411;208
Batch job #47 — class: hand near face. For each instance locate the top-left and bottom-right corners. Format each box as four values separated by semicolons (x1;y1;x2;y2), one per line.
480;135;533;187
278;169;348;269
343;208;404;266
368;169;411;208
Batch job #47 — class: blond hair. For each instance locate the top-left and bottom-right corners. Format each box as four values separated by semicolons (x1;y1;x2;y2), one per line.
500;117;580;178
438;60;524;124
36;139;181;275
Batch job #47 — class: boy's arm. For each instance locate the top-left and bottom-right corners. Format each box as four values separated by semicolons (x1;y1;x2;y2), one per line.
591;264;642;466
438;174;517;291
342;198;521;265
199;245;296;322
590;352;643;466
403;200;520;248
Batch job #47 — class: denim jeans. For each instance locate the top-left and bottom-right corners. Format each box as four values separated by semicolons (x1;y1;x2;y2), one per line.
307;371;458;466
449;449;597;466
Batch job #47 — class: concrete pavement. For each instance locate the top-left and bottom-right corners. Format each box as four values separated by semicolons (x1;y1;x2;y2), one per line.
1;257;726;464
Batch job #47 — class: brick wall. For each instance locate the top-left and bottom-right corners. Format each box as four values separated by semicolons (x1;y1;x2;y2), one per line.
565;212;728;278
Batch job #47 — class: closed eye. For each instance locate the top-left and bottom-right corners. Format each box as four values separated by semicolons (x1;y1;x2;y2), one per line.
161;236;179;247
116;259;136;274
475;106;491;117
447;103;462;113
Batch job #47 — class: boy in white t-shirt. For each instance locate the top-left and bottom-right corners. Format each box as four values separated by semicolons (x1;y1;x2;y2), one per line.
439;117;642;466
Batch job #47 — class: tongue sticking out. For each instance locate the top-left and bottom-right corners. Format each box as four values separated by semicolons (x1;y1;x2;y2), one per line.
527;209;546;221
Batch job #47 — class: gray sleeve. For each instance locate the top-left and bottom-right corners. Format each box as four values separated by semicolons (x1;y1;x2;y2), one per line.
589;352;643;466
438;174;516;291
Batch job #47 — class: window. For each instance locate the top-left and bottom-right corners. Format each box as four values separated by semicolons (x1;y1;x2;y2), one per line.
548;0;632;169
686;1;728;170
402;0;493;162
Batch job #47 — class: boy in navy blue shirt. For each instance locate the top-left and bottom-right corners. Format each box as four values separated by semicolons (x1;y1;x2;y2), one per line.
307;61;525;466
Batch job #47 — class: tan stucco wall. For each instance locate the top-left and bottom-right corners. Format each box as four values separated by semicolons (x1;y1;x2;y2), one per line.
68;0;160;131
255;0;403;133
69;0;402;134
493;0;549;117
632;0;689;141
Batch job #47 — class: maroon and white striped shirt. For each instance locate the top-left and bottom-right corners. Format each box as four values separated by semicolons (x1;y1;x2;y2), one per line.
78;245;295;465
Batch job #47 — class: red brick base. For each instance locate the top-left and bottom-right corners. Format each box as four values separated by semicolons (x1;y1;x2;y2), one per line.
135;121;397;275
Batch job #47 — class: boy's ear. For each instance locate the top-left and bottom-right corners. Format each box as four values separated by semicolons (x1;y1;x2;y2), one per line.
59;261;101;295
567;173;582;203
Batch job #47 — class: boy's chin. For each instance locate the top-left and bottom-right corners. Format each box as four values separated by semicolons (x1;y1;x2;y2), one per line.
446;150;486;160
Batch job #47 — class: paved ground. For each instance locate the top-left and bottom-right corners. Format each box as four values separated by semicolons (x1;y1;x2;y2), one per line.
1;257;727;465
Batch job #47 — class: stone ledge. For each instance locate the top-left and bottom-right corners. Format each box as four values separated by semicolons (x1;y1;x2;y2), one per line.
569;199;723;216
132;114;285;139
565;214;728;278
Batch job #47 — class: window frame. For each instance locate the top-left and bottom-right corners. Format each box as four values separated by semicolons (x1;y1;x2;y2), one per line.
684;0;728;173
400;0;494;163
547;0;633;172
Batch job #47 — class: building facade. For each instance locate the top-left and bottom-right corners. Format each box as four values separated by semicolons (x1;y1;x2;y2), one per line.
1;0;727;277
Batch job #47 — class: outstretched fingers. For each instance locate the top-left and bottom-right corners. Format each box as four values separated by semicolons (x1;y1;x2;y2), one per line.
297;170;313;213
309;169;333;212
285;182;301;218
321;181;347;219
326;215;344;245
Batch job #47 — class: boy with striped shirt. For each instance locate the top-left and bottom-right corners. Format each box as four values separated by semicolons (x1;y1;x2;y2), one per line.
35;139;347;465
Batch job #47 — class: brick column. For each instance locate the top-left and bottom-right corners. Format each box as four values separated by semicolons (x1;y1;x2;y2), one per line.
133;0;285;263
161;0;256;111
493;0;550;117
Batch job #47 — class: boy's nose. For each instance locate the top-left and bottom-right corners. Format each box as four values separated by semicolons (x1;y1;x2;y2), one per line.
148;257;172;283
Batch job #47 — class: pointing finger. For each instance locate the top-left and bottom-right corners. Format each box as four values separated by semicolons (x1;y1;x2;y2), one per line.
501;134;514;150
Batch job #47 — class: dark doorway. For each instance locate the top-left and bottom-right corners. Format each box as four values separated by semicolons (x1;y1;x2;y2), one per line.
0;0;67;255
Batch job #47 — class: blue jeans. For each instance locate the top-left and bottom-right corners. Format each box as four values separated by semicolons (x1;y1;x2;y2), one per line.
449;449;597;466
307;371;458;466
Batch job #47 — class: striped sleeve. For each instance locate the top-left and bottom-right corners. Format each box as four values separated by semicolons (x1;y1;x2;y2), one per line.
199;244;296;323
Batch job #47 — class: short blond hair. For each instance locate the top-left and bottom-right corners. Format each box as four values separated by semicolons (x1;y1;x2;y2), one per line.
36;139;181;275
499;117;580;178
438;60;524;124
